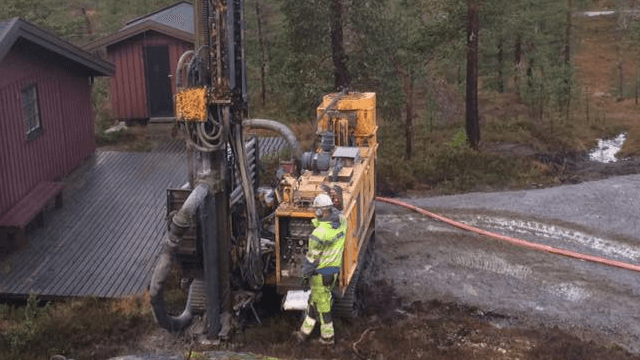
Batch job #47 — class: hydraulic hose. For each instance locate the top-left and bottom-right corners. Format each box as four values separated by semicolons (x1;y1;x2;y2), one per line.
150;183;210;333
376;197;640;273
175;50;195;89
243;119;301;160
231;124;264;289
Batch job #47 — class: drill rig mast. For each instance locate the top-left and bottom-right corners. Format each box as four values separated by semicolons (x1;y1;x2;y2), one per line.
149;0;262;339
149;0;378;341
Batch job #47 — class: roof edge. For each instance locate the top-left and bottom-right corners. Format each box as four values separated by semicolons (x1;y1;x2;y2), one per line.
0;17;22;63
83;20;194;51
125;1;192;26
1;17;114;76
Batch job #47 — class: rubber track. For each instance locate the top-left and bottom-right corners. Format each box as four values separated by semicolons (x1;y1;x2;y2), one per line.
334;228;374;318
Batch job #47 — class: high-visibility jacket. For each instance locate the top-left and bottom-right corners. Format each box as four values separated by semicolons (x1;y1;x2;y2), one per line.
306;211;347;274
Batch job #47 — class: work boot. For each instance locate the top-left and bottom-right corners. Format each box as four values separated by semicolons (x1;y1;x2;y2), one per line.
318;336;335;347
292;330;307;344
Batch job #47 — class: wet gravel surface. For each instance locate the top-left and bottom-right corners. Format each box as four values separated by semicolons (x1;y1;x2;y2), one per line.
375;173;640;353
406;173;640;239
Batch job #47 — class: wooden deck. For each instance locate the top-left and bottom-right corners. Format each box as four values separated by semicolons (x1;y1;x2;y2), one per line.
0;137;287;300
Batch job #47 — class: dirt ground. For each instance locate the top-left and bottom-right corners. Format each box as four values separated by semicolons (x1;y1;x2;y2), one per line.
95;14;640;360
112;195;640;360
96;154;640;360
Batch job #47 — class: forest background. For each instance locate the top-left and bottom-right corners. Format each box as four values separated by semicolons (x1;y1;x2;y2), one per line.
5;1;640;359
2;0;640;195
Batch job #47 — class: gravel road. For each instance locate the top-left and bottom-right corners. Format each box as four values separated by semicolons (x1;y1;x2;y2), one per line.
375;173;640;353
404;173;640;239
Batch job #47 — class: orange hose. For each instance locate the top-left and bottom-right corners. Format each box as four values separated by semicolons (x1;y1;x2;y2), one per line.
376;196;640;273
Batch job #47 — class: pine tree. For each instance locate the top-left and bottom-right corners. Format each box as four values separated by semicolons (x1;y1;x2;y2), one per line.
466;0;480;148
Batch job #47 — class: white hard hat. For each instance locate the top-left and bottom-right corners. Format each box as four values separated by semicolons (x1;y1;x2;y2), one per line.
313;194;333;208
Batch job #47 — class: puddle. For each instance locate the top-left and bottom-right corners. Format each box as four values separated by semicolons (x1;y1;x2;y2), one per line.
588;133;626;163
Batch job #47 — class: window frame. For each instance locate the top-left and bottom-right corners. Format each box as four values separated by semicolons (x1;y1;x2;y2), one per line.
22;83;43;140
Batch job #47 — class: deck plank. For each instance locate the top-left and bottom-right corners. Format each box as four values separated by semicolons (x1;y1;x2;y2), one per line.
0;137;286;299
44;153;157;296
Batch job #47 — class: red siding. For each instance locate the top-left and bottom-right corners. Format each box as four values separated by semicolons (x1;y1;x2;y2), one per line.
108;31;193;120
0;47;95;215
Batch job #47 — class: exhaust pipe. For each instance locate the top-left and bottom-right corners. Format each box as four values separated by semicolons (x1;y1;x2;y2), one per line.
243;119;301;160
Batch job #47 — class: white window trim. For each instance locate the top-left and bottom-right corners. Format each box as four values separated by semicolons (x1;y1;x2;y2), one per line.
22;84;42;140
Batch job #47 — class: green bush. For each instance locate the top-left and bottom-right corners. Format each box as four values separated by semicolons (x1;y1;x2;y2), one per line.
0;294;155;360
376;121;552;195
1;293;49;360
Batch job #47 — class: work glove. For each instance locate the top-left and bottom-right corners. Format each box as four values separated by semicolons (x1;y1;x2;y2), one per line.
301;258;318;277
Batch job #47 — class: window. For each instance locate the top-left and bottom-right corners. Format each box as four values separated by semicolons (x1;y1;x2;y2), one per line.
22;84;42;140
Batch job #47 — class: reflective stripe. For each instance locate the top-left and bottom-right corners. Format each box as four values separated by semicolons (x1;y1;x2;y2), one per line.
301;316;316;335
308;214;347;271
317;245;345;269
320;247;343;257
308;249;322;257
313;227;329;238
321;253;342;266
310;233;332;247
313;231;344;246
331;231;345;242
320;322;335;338
309;234;323;243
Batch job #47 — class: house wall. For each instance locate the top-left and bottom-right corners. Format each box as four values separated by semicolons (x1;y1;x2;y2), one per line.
108;31;192;121
0;46;94;216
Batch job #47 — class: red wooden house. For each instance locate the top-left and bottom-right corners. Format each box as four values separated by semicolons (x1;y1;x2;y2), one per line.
84;1;194;122
0;17;114;247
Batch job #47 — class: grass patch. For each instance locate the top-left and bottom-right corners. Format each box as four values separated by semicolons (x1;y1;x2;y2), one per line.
375;93;630;196
377;136;552;195
0;293;156;360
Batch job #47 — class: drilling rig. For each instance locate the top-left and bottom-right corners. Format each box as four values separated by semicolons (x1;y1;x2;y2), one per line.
149;0;377;340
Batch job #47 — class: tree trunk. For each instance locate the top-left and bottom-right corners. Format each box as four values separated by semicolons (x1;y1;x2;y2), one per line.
466;0;480;149
565;0;572;64
405;75;414;160
81;7;93;35
515;31;522;93
564;0;572;120
635;70;639;105
619;61;624;101
255;0;267;107
330;0;350;90
497;37;504;93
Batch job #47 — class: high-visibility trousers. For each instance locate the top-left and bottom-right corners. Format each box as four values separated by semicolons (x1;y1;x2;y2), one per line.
299;273;337;340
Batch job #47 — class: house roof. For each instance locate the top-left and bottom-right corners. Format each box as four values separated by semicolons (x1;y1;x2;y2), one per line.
84;1;194;52
0;19;10;40
124;1;194;33
0;17;114;77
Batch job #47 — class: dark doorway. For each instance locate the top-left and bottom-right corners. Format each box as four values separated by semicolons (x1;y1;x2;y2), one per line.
144;46;173;118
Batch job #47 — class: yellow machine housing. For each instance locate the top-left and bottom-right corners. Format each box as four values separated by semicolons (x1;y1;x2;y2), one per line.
271;92;377;296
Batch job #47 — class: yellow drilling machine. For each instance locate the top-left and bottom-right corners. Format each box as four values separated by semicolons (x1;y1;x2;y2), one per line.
149;0;377;340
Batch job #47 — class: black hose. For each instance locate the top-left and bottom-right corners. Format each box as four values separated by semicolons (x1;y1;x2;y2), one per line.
231;125;264;289
149;184;209;333
149;244;193;332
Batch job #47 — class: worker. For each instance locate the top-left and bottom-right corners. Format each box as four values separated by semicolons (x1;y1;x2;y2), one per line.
293;193;347;346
